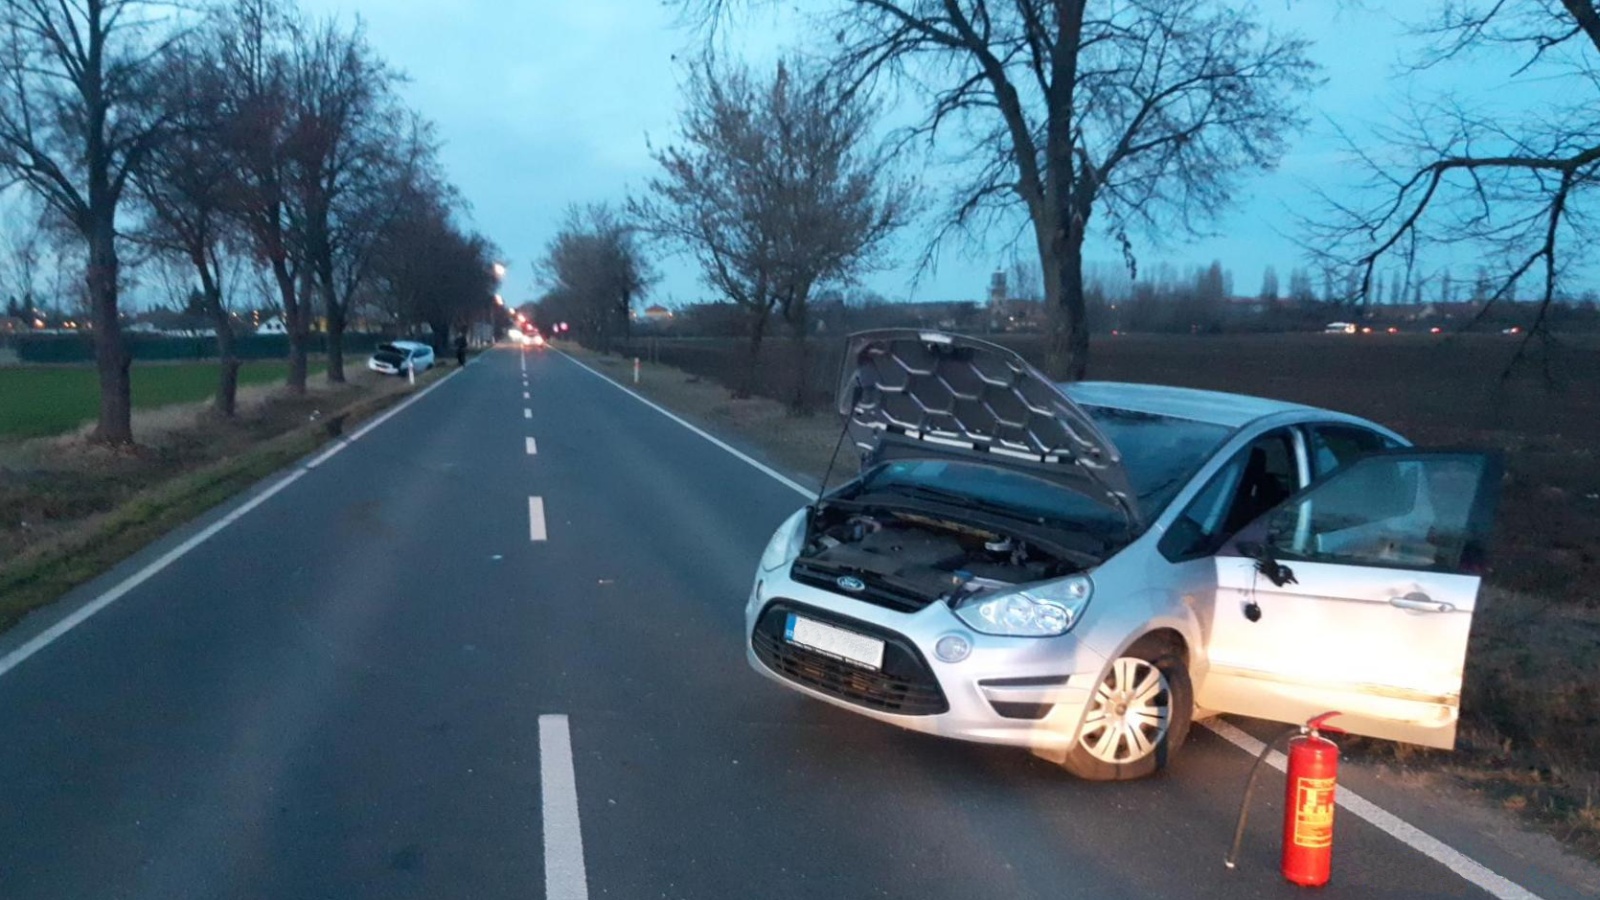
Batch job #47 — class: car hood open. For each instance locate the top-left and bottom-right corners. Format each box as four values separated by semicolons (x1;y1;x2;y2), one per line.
838;330;1136;525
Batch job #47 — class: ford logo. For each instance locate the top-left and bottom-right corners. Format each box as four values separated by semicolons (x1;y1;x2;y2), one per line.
836;576;866;593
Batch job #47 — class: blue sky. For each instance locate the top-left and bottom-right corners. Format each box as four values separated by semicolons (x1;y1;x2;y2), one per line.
295;0;1542;306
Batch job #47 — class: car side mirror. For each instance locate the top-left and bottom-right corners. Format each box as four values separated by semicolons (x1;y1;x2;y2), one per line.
1232;536;1297;588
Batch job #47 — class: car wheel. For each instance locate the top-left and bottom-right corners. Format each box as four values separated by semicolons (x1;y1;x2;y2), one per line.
1060;642;1192;781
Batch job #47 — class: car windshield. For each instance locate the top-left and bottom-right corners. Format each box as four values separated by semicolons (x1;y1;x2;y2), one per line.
1079;405;1234;517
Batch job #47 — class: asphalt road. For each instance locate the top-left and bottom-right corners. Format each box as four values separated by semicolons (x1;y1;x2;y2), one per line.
0;347;1591;899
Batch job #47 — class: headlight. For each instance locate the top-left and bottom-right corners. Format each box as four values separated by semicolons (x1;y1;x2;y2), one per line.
954;576;1093;637
759;509;808;572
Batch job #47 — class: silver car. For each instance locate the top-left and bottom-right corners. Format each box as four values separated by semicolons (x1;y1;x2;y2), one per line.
745;330;1500;780
368;340;436;376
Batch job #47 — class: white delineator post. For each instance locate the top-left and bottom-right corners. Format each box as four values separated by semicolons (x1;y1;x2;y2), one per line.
407;359;415;385
633;357;641;385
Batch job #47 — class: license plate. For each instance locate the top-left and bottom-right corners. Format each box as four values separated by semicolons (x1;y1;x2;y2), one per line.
785;614;885;671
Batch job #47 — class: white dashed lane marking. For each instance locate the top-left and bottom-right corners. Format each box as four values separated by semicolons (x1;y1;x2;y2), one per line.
528;497;547;542
540;714;589;900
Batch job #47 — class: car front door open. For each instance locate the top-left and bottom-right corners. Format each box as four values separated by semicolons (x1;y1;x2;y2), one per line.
1196;451;1501;749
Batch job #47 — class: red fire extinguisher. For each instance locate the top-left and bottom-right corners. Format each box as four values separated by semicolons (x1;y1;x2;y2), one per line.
1282;712;1343;886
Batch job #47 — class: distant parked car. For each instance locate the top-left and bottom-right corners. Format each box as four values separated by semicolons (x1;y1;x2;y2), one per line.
367;340;435;376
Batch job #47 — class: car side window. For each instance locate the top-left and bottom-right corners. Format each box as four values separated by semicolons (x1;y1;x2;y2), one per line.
1159;457;1244;562
1159;429;1300;563
1307;424;1397;479
1259;453;1496;573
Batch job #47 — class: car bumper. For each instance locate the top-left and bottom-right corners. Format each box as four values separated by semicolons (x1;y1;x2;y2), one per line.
368;360;400;375
745;568;1108;753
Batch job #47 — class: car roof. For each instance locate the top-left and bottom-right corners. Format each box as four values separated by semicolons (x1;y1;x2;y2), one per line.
387;340;428;350
1061;381;1319;429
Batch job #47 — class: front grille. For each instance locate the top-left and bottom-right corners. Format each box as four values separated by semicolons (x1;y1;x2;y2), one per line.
788;561;933;613
752;601;948;715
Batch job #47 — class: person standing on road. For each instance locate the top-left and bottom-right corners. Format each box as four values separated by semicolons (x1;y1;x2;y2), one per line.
455;332;468;367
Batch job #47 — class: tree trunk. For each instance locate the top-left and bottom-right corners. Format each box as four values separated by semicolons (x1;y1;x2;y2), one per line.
197;258;239;417
786;297;812;415
1042;223;1090;381
270;255;307;395
1039;0;1091;382
322;279;346;384
87;220;133;445
737;306;770;400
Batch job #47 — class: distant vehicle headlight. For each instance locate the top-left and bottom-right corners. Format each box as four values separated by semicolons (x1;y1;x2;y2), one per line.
759;509;808;572
954;576;1093;637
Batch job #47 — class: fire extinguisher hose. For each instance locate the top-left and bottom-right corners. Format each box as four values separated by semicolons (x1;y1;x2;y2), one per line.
1224;724;1303;871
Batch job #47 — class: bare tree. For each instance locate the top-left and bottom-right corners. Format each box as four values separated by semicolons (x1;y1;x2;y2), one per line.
130;44;245;414
0;191;50;314
213;0;312;393
539;203;654;354
1288;267;1315;304
284;15;406;383
369;178;497;346
1310;1;1600;345
633;55;910;405
681;0;1314;379
1259;265;1280;302
0;0;184;443
1008;256;1043;302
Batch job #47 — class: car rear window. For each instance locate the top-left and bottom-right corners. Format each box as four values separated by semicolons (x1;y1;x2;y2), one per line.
1081;405;1235;518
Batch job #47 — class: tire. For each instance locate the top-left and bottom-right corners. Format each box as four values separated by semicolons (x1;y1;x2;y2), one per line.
1059;642;1193;781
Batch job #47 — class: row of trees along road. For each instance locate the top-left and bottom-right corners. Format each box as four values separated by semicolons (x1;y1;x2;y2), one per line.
0;0;499;442
677;0;1316;381
534;54;909;415
671;1;1597;377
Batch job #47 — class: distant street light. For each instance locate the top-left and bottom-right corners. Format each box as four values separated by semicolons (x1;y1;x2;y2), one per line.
492;262;507;282
494;295;504;306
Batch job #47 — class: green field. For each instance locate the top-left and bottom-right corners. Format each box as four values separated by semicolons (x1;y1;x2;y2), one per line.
0;361;328;440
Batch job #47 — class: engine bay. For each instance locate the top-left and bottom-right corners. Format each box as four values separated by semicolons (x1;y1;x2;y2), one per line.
793;505;1080;609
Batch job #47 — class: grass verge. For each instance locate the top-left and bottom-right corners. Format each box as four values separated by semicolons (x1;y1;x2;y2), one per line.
0;360;330;440
0;365;451;632
563;342;1600;860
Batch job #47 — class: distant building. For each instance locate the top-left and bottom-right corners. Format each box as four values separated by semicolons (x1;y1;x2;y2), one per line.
129;309;210;337
642;304;673;322
987;270;1008;311
257;316;289;335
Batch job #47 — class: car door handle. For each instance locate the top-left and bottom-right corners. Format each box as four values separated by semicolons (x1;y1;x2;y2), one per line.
1389;593;1455;613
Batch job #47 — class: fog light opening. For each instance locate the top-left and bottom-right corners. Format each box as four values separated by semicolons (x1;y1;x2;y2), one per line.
935;634;972;663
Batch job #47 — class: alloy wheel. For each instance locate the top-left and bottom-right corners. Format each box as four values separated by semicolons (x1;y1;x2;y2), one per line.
1079;656;1172;764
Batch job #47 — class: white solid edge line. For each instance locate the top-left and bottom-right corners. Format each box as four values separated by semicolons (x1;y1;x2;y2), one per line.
0;367;463;681
539;714;590;900
559;351;813;498
1203;719;1543;900
528;496;547;542
559;348;1546;900
526;437;538;456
